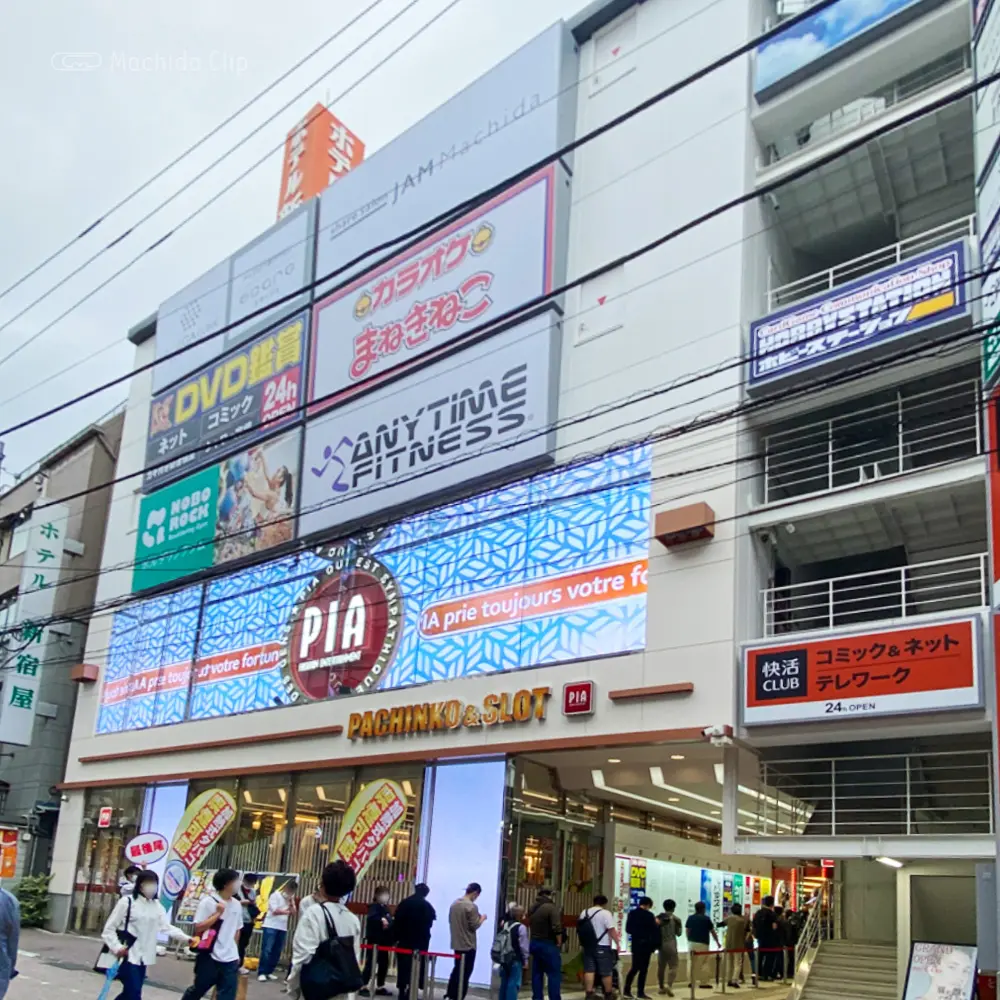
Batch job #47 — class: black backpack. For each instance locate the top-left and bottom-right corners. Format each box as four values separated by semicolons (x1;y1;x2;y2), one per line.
300;903;364;1000
577;908;609;954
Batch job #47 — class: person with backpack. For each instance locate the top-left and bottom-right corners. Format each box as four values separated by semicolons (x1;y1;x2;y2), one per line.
286;860;362;1000
528;888;562;1000
579;894;621;1000
623;897;659;999
655;899;682;996
494;902;529;1000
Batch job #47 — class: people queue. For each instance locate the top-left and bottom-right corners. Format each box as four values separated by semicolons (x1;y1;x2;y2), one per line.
101;860;801;1000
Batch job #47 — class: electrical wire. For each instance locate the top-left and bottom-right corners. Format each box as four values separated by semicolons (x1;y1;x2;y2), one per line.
0;0;849;410
0;0;395;308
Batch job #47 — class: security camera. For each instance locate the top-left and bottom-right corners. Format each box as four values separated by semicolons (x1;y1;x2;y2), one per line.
702;725;728;738
767;192;780;212
760;531;771;544
703;724;733;748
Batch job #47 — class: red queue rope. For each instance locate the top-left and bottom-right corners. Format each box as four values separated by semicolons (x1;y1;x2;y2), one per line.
689;947;792;955
359;943;460;959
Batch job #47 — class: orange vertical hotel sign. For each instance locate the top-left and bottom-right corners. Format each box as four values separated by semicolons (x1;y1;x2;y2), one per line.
277;102;365;220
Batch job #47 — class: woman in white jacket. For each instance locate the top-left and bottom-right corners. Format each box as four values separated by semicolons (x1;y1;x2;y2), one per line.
102;870;192;999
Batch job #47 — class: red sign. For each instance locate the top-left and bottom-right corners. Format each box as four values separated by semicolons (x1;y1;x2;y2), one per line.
278;104;364;220
743;617;981;725
820;859;835;868
124;832;169;865
283;548;402;701
98;806;113;829
563;680;595;716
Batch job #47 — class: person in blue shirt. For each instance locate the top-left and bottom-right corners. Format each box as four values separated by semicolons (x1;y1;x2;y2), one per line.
684;902;719;991
0;886;19;998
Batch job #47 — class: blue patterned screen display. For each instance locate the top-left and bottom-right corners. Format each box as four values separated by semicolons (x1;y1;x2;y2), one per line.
97;445;651;733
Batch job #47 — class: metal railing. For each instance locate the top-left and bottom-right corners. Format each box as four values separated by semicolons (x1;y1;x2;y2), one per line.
761;377;982;504
760;47;971;168
767;216;976;310
763;553;988;636
752;750;994;838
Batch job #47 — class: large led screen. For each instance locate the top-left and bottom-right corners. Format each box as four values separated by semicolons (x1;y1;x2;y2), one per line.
97;445;650;733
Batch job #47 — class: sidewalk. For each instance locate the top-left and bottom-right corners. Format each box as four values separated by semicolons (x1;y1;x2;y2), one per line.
13;929;793;999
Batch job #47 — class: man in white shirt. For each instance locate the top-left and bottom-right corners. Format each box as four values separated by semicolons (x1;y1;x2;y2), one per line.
287;861;362;1000
182;867;244;1000
258;879;298;981
580;895;621;1000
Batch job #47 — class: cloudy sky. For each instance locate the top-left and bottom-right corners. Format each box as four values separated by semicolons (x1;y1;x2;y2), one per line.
0;0;583;481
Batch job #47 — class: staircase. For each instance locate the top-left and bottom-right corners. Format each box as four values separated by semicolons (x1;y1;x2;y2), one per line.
800;940;897;1000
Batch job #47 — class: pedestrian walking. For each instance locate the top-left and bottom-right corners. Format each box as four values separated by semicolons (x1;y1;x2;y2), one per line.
578;895;620;1000
623;897;658;999
497;902;529;1000
528;888;562;1000
394;883;436;1000
446;882;488;1000
684;902;719;990
181;867;244;1000
235;873;259;974
258;878;297;982
360;886;394;996
286;861;362;1000
0;886;19;999
102;870;191;1000
718;904;748;988
655;900;681;997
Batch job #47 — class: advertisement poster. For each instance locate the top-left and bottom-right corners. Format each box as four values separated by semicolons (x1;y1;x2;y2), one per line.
177;869;299;923
613;855;763;954
755;0;929;99
749;242;968;387
902;942;977;1000
309;167;556;413
333;780;408;879
0;830;17;880
143;312;306;492
133;430;301;592
742;617;982;726
98;445;650;733
124;832;169;866
164;789;237;882
300;315;559;539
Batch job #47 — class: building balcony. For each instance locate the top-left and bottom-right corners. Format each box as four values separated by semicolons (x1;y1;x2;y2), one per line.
758;47;971;171
761;375;982;506
762;552;987;637
734;743;995;857
766;215;974;312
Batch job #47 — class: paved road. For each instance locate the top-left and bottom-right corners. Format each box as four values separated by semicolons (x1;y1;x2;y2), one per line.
8;950;180;999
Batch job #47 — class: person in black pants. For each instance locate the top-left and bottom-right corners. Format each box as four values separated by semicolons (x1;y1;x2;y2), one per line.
623;897;660;999
182;868;244;1000
394;883;437;1000
235;873;259;971
360;886;394;996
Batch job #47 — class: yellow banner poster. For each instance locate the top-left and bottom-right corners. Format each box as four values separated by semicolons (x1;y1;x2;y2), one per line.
333;779;407;879
170;789;237;872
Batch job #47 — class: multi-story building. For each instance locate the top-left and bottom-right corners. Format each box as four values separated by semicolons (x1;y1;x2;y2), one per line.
48;0;996;993
0;411;123;877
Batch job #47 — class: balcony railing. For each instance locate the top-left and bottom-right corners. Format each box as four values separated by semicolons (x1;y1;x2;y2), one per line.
763;553;988;636
767;216;976;311
751;750;994;838
760;47;971;168
762;377;982;504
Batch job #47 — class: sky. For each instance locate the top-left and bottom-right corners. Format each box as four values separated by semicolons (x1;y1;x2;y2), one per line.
0;0;584;482
755;0;914;93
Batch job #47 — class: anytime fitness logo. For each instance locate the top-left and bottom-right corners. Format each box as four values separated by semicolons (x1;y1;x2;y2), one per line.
280;539;403;702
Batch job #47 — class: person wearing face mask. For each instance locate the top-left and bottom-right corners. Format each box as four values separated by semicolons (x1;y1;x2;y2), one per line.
102;870;192;1000
360;886;394;996
258;879;298;982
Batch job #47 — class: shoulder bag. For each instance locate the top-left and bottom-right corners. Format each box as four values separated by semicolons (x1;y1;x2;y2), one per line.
300;903;364;1000
94;898;135;973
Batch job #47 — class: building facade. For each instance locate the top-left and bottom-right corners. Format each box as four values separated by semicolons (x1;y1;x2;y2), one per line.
0;412;123;878
50;0;999;991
